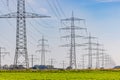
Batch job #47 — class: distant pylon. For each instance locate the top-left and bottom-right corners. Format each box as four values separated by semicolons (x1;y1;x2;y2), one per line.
93;41;102;69
82;54;85;69
100;48;106;69
83;33;97;69
60;60;67;69
0;47;9;69
29;54;38;68
60;12;87;69
37;36;49;65
0;0;50;68
48;58;55;67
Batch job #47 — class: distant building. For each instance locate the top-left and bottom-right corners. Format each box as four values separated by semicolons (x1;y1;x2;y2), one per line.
9;65;25;69
114;66;120;69
33;65;54;69
3;65;9;69
66;66;72;69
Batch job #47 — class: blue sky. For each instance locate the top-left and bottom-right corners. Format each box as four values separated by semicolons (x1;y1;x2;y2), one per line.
0;0;120;68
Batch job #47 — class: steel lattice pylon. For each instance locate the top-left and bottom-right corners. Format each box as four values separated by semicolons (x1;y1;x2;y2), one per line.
60;12;86;69
83;34;97;69
0;0;50;68
37;36;49;65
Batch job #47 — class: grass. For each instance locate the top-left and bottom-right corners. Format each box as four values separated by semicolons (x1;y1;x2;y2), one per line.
0;70;120;80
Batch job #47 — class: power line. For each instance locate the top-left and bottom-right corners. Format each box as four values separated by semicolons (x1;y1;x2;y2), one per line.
0;1;16;47
28;22;43;35
26;1;54;29
0;0;12;12
46;0;59;19
55;0;66;17
52;0;62;17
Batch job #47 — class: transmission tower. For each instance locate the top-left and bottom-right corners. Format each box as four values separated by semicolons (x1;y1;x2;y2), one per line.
103;54;109;68
48;58;55;69
29;54;38;68
83;33;97;69
0;47;9;69
99;48;106;69
81;54;85;69
60;12;86;69
37;36;49;65
104;54;115;68
60;60;67;69
0;0;50;68
93;41;103;69
50;58;55;66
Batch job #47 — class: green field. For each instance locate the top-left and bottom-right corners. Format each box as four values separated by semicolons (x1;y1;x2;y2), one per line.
0;70;120;80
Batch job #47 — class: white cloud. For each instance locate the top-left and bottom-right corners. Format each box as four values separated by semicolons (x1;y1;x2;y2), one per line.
96;0;120;2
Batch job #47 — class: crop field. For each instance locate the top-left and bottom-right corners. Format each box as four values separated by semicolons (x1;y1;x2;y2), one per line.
0;70;120;80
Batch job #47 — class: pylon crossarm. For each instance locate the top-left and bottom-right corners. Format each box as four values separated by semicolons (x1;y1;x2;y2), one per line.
60;27;87;30
37;44;49;47
61;35;85;39
0;12;17;18
38;39;48;42
60;27;71;30
83;43;98;45
61;44;71;47
83;36;97;39
25;12;50;18
61;18;85;21
61;18;71;21
72;17;85;21
82;43;90;45
75;27;87;30
61;35;70;38
37;49;50;52
75;35;86;38
0;12;51;18
75;44;85;47
92;48;103;51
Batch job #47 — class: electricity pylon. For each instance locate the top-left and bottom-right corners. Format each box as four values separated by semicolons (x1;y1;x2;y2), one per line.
0;47;9;69
37;36;49;65
99;48;106;69
60;12;86;69
103;54;110;68
83;33;97;69
93;41;103;69
104;54;115;68
29;54;38;68
60;60;67;69
48;58;55;68
81;54;85;69
0;0;50;68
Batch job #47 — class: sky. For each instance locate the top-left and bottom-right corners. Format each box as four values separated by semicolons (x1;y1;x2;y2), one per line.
0;0;120;68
